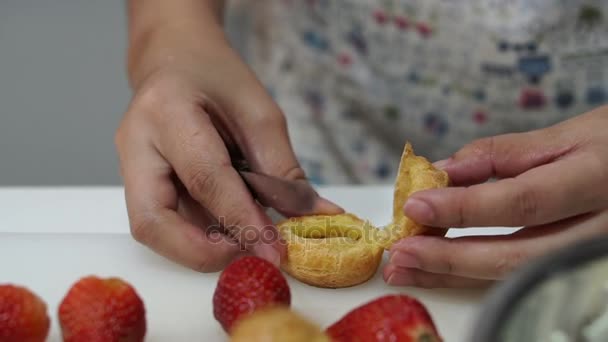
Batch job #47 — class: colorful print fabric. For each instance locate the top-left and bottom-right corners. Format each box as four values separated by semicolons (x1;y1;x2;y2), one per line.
225;0;608;184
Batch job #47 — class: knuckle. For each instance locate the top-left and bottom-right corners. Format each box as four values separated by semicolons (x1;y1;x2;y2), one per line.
248;109;287;130
494;250;527;278
184;165;220;200
182;162;231;204
457;188;477;227
113;126;123;147
113;127;125;151
193;244;236;273
222;211;251;239
194;256;215;273
587;151;608;200
420;277;443;289
409;271;438;289
181;163;256;239
132;74;177;110
113;120;132;152
129;214;158;246
456;200;467;227
465;136;495;157
131;77;200;126
511;185;539;222
407;271;426;288
436;244;456;275
441;253;456;275
131;85;166;118
412;238;456;275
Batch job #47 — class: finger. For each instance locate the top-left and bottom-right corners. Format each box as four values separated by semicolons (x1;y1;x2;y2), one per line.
116;136;242;272
389;210;608;280
206;78;343;215
382;264;492;289
405;153;606;228
435;129;575;187
157;107;284;265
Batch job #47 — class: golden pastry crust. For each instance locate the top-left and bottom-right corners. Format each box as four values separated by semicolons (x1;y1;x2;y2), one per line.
277;143;449;288
378;142;450;249
230;306;331;342
277;214;384;288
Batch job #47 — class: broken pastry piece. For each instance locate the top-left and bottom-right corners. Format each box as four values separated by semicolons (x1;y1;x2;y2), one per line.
277;143;449;288
378;142;450;249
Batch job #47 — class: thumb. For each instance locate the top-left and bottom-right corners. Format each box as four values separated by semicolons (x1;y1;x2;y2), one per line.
437;127;574;186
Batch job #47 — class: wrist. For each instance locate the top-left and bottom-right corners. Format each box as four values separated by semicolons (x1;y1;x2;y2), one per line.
126;0;229;89
127;26;234;90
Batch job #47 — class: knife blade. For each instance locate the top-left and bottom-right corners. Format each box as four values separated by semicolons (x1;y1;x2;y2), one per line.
237;170;319;217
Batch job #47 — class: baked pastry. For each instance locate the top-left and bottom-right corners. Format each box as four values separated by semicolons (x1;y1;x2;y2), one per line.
230;306;330;342
377;142;450;248
277;143;449;288
277;213;384;288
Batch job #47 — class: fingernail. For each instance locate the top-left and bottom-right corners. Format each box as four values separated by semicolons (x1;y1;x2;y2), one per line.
433;158;452;169
314;196;345;214
389;252;421;269
386;271;414;286
403;198;436;223
253;243;281;267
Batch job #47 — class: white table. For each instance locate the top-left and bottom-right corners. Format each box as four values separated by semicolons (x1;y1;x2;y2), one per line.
0;187;516;341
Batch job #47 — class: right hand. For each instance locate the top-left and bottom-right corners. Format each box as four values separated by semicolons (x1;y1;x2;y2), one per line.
115;45;341;272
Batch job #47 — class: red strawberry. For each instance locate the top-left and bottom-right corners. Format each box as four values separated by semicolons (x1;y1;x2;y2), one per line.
58;276;146;342
327;294;442;342
213;256;291;333
0;284;50;342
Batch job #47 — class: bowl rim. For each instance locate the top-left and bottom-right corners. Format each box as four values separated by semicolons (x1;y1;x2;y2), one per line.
470;235;608;341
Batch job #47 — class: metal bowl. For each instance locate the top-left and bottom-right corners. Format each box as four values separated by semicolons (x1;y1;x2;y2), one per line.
471;235;608;342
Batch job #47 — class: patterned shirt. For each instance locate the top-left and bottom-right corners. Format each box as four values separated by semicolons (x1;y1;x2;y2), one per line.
225;0;608;184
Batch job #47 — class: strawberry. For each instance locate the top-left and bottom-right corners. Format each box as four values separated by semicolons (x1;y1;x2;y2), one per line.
326;294;442;342
0;284;50;342
58;275;146;342
213;256;291;333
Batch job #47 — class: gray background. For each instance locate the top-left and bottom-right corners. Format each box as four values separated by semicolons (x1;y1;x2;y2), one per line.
1;0;129;185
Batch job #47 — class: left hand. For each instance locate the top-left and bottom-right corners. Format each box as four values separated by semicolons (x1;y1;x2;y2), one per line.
384;106;608;288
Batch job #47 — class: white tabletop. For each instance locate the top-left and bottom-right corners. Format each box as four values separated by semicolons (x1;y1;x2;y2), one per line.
0;186;518;341
0;186;517;236
0;186;390;234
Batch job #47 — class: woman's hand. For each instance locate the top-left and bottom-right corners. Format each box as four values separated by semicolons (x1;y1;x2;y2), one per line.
116;0;341;273
385;106;608;288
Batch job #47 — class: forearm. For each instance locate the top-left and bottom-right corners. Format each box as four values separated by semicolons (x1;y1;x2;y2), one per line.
126;0;229;88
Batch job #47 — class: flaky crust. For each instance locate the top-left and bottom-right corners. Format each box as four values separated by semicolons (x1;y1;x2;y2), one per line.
277;214;384;288
378;142;450;249
278;143;449;288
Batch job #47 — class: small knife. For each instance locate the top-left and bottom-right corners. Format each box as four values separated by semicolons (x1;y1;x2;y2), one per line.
237;170;319;217
231;153;342;217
